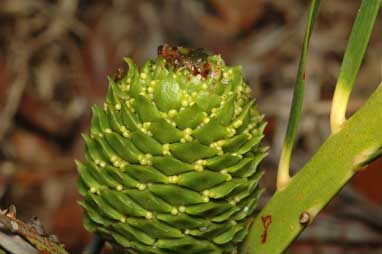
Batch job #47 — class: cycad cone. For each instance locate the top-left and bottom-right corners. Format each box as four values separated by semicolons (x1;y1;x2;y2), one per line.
77;45;267;254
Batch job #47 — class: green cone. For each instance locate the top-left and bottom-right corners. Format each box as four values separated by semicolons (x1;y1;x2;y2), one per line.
78;45;267;254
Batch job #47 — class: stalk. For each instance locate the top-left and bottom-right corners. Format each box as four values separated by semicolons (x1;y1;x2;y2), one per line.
243;84;382;254
277;0;320;191
330;0;380;133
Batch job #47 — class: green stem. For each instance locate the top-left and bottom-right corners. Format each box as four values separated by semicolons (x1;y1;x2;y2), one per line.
277;0;320;190
243;84;382;254
330;0;380;133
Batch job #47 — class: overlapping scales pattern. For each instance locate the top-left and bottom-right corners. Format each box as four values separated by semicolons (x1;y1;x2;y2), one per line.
77;53;267;254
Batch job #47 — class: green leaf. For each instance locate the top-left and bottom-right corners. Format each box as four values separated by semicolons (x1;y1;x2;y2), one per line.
104;132;142;163
156;237;220;254
330;0;381;132
101;189;148;217
170;141;218;163
150;119;183;143
91;194;125;222
135;95;162;122
175;104;206;129
185;202;232;217
130;130;163;155
214;95;235;125
207;179;247;199
156;213;208;229
122;164;168;183
193;119;229;144
120;103;140;131
187;223;230;238
153;75;182;111
213;224;244;244
76;161;102;190
113;223;155;245
126;189;172;213
126;218;183;238
205;154;242;170
277;0;320;189
152;156;193;175
148;184;206;206
195;92;221;113
177;171;227;191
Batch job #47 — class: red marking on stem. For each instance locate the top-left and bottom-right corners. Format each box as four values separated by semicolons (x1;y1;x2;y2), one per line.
302;71;306;81
261;215;272;244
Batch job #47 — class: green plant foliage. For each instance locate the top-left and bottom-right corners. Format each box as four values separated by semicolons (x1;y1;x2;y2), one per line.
277;0;320;190
330;0;381;132
245;1;382;253
78;47;267;254
243;84;382;254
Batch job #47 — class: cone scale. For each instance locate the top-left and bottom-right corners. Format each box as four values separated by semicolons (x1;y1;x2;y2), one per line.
78;45;267;254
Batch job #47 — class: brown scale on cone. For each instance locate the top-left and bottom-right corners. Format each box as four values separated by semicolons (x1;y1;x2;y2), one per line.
158;43;211;77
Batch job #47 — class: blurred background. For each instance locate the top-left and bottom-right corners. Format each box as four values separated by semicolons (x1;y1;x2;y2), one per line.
0;0;381;253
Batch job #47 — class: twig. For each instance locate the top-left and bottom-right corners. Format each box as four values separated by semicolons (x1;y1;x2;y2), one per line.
0;207;69;254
